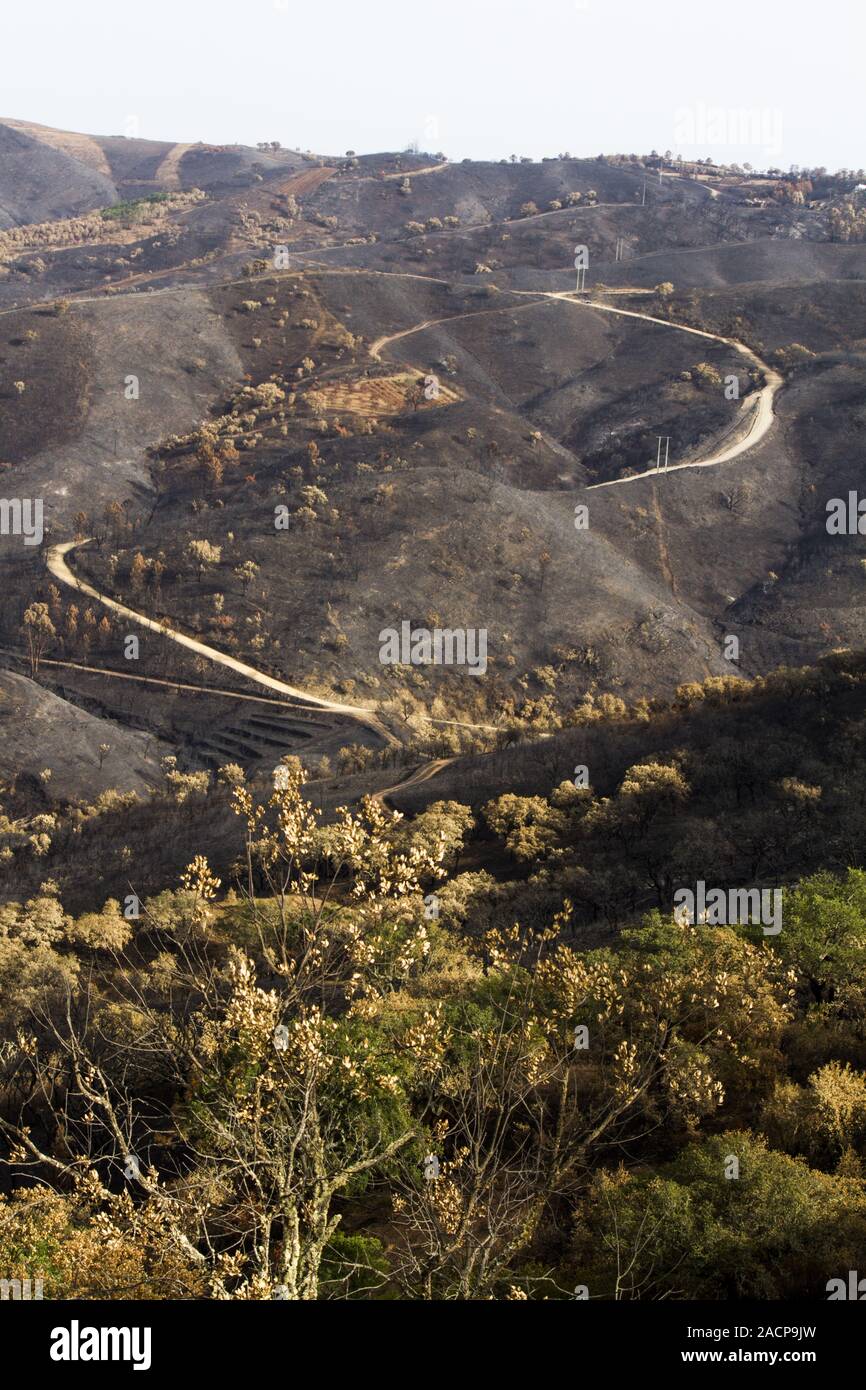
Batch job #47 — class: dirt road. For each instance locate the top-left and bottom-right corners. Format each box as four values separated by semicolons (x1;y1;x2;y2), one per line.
372;757;455;805
367;274;782;485
46;539;399;746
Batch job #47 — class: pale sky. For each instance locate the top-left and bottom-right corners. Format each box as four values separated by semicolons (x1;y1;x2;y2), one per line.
4;0;864;171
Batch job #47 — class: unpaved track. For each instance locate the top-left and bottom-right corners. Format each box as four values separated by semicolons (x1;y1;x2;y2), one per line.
377;161;450;181
366;274;782;486
46;539;399;746
372;757;455;805
34;656;500;729
369;293;546;361
287;197;646;268
28;656;338;714
41;252;782;808
45;544;492;803
338;162;450;187
541;292;783;488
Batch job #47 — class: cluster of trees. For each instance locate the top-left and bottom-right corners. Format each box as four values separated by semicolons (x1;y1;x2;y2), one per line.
404;216;460;236
1;755;866;1299
20;586;122;673
418;654;866;924
518;191;595;218
829;198;866;243
0;191;204;262
770;177;812;205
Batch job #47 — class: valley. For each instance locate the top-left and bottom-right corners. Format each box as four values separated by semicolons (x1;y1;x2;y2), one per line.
2;81;866;1314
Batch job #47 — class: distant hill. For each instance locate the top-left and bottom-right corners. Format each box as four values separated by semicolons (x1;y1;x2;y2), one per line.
0;117;312;227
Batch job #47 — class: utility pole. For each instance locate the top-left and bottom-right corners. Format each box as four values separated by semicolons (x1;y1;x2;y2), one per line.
642;180;646;206
655;436;670;472
573;246;587;292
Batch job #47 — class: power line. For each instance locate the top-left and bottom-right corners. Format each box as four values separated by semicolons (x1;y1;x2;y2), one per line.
655;435;671;472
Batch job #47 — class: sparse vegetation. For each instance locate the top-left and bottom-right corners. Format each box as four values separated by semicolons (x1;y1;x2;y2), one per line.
2;105;866;1323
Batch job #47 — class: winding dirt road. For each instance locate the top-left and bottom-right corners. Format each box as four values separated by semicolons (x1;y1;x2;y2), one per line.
46;539;399;747
543;292;783;488
42;258;781;808
369;293;546;361
45;543;476;805
372;757;456;805
368;279;782;486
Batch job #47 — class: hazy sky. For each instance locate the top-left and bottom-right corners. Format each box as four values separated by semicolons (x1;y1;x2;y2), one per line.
4;0;863;170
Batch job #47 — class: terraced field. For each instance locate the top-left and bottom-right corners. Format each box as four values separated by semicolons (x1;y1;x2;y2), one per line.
305;370;460;416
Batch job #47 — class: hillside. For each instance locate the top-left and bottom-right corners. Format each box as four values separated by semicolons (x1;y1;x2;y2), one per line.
1;128;865;798
3;115;866;1315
